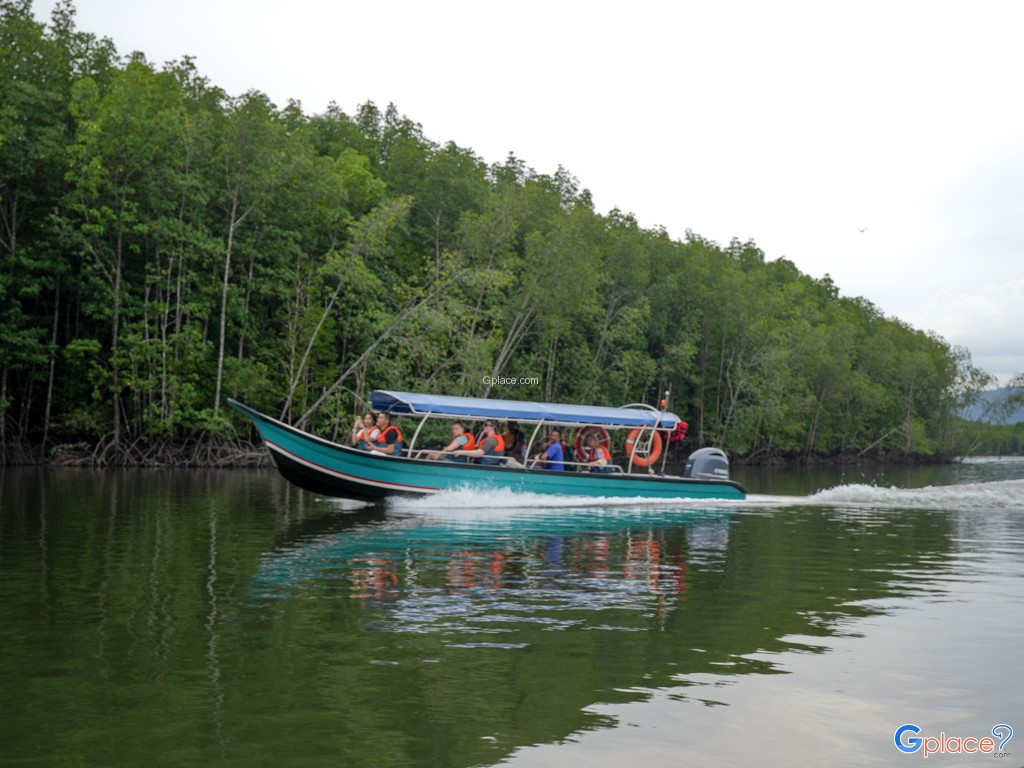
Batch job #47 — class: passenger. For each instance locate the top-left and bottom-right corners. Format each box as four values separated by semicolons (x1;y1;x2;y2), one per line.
451;420;506;465
533;429;565;471
583;433;614;474
560;434;575;471
371;412;403;457
502;421;526;461
427;422;476;461
352;411;379;451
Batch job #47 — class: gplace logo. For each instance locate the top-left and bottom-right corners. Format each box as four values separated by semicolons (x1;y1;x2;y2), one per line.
894;723;1013;758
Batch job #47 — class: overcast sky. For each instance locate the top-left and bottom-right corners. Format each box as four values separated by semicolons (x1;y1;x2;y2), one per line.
32;0;1024;384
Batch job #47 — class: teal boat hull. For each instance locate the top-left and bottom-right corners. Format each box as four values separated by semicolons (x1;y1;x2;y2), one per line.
229;400;747;501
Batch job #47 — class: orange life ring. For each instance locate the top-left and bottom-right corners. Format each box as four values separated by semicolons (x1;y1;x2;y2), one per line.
625;429;663;467
575;425;611;457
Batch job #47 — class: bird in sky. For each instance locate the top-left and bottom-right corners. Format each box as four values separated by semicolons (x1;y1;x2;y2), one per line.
858;227;869;233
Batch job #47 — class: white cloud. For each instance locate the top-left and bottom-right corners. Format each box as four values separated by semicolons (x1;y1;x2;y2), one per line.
913;279;1024;382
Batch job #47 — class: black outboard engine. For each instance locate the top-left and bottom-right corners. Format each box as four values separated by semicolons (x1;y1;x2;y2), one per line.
683;448;731;481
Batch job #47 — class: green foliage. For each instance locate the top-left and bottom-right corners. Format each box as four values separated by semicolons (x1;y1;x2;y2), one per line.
0;1;1005;463
955;419;1024;456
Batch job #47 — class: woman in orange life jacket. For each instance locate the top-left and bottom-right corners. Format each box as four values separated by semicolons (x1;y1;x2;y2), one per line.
427;421;476;461
372;412;404;457
583;432;614;474
352;411;379;451
451;420;506;465
502;421;525;461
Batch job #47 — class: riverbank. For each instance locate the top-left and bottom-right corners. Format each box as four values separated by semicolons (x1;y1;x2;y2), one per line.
1;436;271;468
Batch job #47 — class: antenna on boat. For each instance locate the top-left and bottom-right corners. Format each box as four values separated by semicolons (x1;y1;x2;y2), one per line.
658;389;671;475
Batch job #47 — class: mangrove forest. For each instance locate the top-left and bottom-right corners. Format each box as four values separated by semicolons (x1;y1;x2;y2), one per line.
0;1;1010;465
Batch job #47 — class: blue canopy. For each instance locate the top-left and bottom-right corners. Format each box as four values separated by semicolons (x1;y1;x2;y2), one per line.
369;390;680;429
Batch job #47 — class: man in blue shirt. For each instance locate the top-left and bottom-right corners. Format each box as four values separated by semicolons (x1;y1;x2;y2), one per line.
534;429;565;471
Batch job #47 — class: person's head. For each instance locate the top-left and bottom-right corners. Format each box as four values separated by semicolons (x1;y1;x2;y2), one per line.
363;412;376;428
507;421;519;431
586;433;601;446
376;412;391;428
550;430;562;442
482;420;497;435
451;422;466;436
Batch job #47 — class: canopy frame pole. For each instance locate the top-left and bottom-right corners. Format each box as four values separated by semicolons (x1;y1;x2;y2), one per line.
658;389;672;475
524;419;546;468
627;428;641;474
406;412;432;455
627;424;658;474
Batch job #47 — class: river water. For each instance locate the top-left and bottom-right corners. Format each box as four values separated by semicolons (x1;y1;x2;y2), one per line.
1;460;1021;767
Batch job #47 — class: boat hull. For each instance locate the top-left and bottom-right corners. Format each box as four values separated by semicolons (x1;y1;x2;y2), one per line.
230;400;747;501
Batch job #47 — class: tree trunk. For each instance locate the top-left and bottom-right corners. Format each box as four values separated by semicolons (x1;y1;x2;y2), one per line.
214;191;242;410
111;208;124;450
296;284;445;427
281;276;343;420
0;367;7;456
42;275;61;453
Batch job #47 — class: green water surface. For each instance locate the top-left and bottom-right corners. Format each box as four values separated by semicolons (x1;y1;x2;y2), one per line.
1;464;1021;766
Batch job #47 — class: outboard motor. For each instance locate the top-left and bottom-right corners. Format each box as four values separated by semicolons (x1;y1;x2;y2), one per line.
683;448;731;481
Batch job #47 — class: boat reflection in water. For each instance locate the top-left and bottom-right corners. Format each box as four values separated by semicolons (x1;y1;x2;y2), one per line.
255;498;738;639
244;486;974;768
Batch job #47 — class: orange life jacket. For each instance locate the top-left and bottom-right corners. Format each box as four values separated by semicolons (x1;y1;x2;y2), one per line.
376;425;403;446
484;432;505;455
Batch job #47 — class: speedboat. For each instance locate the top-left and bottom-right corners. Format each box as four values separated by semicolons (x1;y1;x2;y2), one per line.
229;390;746;501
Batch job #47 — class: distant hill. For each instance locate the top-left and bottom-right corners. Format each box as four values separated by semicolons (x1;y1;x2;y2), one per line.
963;387;1024;423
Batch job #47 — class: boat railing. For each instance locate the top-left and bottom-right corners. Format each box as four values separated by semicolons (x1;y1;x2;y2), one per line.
406;448;465;461
527;456;626;474
406;448;625;474
406;448;521;466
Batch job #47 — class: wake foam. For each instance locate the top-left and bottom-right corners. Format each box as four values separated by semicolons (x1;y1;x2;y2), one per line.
386;485;746;512
807;479;1024;512
376;479;1024;516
